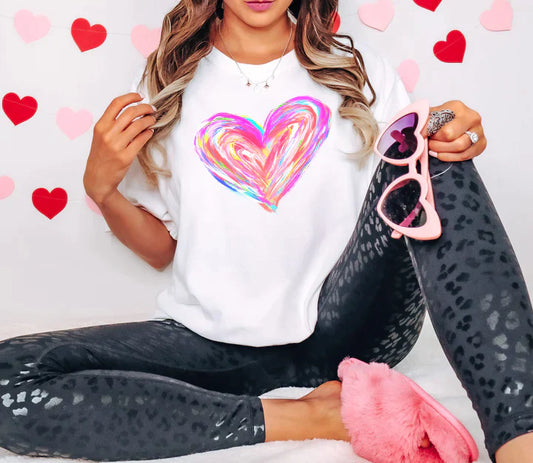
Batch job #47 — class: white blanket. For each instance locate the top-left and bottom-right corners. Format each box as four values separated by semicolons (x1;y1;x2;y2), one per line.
0;315;491;462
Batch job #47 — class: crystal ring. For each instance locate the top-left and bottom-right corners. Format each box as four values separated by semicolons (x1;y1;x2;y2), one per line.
465;130;479;145
427;109;455;137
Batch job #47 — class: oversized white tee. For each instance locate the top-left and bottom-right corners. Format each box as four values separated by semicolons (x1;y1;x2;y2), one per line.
104;38;411;346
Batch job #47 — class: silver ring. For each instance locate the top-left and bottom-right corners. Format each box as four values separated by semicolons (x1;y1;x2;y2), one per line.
465;130;479;145
427;109;455;137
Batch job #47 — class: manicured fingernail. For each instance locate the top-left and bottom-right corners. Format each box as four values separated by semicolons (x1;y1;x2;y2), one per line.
429;150;439;158
151;104;157;112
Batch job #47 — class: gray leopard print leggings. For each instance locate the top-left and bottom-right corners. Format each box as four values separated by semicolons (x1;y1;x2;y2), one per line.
0;157;532;462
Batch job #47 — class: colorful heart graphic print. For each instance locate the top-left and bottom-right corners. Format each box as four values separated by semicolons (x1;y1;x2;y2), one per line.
194;96;331;212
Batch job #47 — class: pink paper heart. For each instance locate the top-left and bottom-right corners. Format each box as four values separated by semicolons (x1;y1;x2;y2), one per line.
480;0;513;31
56;108;93;140
397;59;420;93
14;9;51;43
194;96;331;212
0;176;15;199
85;195;103;215
131;25;162;58
358;0;395;32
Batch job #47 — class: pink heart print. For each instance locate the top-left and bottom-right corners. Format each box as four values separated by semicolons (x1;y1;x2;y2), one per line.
194;96;331;212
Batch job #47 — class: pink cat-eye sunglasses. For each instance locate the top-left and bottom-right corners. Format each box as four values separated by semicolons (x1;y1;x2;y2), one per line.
374;99;442;241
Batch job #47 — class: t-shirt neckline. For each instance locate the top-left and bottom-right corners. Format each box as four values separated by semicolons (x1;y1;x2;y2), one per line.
206;45;300;78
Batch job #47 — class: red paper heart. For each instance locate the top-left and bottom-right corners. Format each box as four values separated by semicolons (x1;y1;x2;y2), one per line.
433;30;466;63
2;92;38;125
413;0;442;12
331;11;341;33
32;188;68;219
71;18;107;52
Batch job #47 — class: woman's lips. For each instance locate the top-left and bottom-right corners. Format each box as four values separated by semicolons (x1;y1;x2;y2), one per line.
245;1;273;12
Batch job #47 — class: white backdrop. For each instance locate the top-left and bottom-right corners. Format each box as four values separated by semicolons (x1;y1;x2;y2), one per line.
1;0;531;337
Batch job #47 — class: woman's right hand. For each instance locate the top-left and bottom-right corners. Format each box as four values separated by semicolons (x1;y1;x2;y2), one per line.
83;92;157;206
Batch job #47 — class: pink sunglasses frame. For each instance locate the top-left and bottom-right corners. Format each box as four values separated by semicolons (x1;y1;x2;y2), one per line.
374;99;442;241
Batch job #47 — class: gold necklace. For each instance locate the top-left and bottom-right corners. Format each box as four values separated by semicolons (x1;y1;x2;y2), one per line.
216;21;294;89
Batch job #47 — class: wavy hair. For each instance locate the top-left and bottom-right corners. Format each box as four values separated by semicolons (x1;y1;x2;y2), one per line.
136;0;379;187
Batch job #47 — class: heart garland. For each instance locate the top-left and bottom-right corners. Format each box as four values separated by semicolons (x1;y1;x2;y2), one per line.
2;93;94;140
2;3;514;222
0;181;97;220
13;9;161;56
357;1;514;66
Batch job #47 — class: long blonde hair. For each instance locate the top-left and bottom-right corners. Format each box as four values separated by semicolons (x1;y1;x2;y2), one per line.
137;0;379;187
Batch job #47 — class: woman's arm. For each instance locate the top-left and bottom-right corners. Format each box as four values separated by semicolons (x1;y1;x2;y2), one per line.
96;189;176;271
84;92;176;270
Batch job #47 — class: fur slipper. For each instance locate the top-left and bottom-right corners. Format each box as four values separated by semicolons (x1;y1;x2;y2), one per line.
337;357;479;463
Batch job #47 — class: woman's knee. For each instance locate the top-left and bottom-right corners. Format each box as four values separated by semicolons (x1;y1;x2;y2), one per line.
0;331;70;401
0;334;41;379
0;333;93;455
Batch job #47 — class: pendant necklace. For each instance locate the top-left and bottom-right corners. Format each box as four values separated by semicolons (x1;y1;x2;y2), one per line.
216;21;294;89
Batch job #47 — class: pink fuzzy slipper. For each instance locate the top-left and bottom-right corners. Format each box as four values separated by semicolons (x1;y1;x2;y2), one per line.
337;357;479;463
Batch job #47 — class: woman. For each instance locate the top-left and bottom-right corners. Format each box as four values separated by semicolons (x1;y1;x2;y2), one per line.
1;0;531;462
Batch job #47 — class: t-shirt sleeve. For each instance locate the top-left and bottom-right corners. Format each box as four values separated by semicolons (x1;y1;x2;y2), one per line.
102;64;178;240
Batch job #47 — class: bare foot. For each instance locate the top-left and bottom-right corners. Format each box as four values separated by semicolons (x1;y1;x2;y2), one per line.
261;380;433;447
300;380;433;448
298;380;351;441
495;432;533;463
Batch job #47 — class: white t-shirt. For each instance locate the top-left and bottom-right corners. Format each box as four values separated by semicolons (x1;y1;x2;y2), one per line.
104;37;411;346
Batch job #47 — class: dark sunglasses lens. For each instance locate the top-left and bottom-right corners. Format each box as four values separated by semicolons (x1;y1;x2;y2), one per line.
381;178;427;228
377;112;419;160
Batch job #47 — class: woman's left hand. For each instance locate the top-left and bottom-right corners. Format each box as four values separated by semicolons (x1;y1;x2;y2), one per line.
422;100;487;162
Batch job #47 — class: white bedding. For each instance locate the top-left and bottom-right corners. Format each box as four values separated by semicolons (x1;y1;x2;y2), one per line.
0;314;491;462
